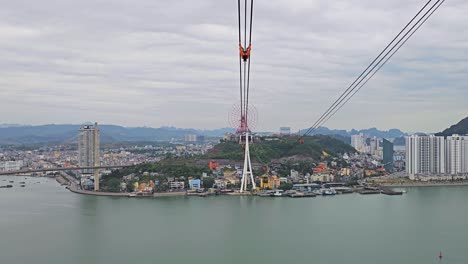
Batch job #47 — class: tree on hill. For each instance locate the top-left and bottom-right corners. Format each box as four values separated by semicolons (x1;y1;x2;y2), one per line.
205;135;355;163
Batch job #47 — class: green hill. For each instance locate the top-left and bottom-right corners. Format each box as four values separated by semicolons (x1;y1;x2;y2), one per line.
205;135;356;162
437;117;468;136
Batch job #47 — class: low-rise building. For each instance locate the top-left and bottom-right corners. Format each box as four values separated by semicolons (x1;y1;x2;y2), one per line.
169;181;185;190
260;175;281;189
189;179;202;189
0;160;23;172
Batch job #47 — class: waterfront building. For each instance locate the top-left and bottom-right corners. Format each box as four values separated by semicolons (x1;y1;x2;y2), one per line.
0;160;23;172
260;175;281;189
169;181;185;190
292;183;321;192
189;179;202;189
382;138;394;172
446;135;468;175
78;123;100;190
312;172;332;182
405;135;446;178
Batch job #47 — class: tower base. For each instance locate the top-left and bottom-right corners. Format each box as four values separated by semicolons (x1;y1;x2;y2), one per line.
240;132;256;193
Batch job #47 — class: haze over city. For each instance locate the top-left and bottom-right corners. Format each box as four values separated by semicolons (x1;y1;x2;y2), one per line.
1;0;467;132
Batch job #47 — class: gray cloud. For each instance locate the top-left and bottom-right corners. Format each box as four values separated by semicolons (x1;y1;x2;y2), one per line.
0;0;466;133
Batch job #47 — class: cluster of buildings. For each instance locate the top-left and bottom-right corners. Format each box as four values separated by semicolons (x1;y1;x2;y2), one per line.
351;134;394;172
406;134;468;179
0;160;23;172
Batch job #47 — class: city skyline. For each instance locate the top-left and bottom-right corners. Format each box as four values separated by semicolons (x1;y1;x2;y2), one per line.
0;0;467;132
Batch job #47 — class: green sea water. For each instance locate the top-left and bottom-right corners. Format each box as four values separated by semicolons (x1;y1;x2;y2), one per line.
0;176;467;264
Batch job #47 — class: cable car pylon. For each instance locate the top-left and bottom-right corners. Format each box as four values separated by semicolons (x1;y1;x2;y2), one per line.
236;0;255;193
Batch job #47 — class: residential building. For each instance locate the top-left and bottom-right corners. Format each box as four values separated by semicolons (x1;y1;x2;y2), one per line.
369;137;379;156
78;123;99;175
169;181;185;190
0;160;23;172
189;179;202;189
78;123;100;190
406;135;446;178
446;135;468;175
185;134;197;142
311;172;333;182
382;138;394;172
260;175;281;189
290;169;299;179
351;133;366;153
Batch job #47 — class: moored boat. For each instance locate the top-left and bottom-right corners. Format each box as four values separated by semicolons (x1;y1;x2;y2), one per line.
381;189;403;195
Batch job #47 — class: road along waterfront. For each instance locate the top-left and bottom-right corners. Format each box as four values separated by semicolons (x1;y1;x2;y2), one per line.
1;175;468;264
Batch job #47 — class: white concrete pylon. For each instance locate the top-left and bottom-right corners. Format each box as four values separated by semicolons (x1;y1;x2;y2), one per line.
240;132;256;193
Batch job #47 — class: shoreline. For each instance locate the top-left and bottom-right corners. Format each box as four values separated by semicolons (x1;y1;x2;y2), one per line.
380;182;468;188
61;177;468;198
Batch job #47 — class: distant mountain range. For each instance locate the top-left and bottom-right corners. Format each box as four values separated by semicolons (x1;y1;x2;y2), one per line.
0;124;235;145
0;123;412;145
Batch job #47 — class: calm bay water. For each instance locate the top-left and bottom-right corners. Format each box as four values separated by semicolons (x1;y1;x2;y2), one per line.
1;176;467;264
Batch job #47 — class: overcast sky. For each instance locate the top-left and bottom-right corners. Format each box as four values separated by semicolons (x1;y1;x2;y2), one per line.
0;0;466;133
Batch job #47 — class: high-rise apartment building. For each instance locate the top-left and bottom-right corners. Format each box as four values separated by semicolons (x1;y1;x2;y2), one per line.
184;134;204;143
351;133;366;152
370;137;379;156
406;135;446;177
446;135;468;175
382;138;394;172
78;123;100;190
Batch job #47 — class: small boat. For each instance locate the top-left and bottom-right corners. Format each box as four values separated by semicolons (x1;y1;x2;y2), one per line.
0;185;13;188
321;188;337;196
359;190;380;195
19;182;26;184
127;193;136;197
258;192;273;197
381;189;403;195
272;190;284;197
9;181;14;183
20;185;26;187
439;251;443;260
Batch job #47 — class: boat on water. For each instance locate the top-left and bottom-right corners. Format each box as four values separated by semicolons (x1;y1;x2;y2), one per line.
9;181;14;183
290;192;316;198
258;190;274;197
272;190;284;197
127;193;137;197
19;181;26;184
381;189;403;195
0;185;13;188
359;190;381;195
20;185;26;187
321;188;337;196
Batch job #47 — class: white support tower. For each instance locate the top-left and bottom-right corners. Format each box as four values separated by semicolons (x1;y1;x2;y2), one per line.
240;132;256;193
93;122;100;191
